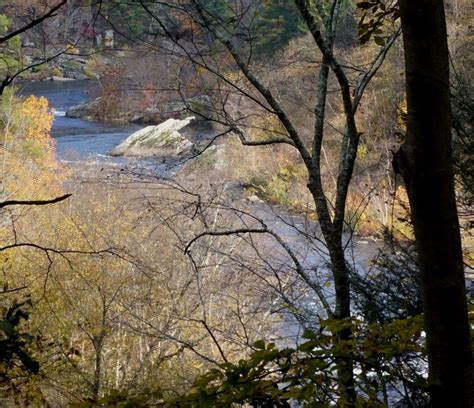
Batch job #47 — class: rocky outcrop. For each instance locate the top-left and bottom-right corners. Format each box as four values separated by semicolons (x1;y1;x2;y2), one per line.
130;96;211;124
185;143;228;171
110;116;195;157
66;95;210;125
66;98;103;120
48;76;76;82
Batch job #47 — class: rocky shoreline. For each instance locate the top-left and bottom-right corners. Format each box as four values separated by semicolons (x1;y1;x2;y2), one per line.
21;52;94;82
65;93;212;125
20;50;213;128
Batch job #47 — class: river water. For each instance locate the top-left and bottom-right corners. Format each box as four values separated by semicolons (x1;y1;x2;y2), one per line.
19;79;141;160
19;79;381;337
17;80;423;405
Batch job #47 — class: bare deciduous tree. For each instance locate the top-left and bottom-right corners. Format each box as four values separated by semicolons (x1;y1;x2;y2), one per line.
120;0;402;403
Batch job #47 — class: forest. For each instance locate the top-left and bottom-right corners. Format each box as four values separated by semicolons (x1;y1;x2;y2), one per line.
0;0;472;407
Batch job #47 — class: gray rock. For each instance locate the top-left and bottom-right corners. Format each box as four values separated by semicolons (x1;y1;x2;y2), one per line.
66;98;103;119
69;73;89;80
111;116;195;157
131;96;212;124
248;195;263;203
49;76;76;82
193;144;227;170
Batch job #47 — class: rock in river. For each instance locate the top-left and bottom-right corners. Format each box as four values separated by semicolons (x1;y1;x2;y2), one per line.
110;116;195;157
66;97;103;120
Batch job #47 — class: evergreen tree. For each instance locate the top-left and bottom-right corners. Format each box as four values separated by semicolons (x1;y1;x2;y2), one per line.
253;0;306;55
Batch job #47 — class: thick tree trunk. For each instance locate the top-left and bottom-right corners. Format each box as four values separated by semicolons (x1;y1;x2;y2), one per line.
397;1;472;406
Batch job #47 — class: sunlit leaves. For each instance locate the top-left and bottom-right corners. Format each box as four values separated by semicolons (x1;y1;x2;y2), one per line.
168;315;426;406
0;94;65;202
0;14;21;76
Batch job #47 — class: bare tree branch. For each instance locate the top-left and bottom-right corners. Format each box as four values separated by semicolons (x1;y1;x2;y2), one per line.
352;27;402;112
0;194;72;209
191;0;312;167
0;0;67;44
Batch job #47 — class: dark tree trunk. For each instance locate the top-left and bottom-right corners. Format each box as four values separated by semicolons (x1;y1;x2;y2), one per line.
92;335;104;401
396;1;473;406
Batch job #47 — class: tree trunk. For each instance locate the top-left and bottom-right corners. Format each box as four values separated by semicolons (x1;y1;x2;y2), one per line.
396;1;472;406
92;335;104;401
307;49;356;407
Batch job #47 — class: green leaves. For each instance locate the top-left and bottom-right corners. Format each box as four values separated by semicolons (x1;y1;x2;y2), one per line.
253;339;266;350
73;389;162;408
167;315;426;406
0;319;14;336
374;36;386;46
356;0;399;45
83;315;427;406
0;299;40;376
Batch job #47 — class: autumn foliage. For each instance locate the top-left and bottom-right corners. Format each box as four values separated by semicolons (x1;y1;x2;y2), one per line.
1;95;65;202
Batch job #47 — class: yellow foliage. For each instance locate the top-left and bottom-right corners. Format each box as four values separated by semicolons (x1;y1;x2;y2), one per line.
0;95;66;201
397;97;407;131
223;69;244;84
248;112;287;141
357;143;369;161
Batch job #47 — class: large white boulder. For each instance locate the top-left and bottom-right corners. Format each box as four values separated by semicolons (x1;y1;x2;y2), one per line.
111;116;195;157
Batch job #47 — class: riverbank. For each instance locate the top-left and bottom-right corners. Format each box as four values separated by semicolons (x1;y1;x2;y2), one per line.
22;79;472;257
16;80;396;241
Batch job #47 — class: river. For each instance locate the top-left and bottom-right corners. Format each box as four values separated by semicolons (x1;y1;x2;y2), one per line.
20;79;381;338
16;80;424;406
19;79;141;160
